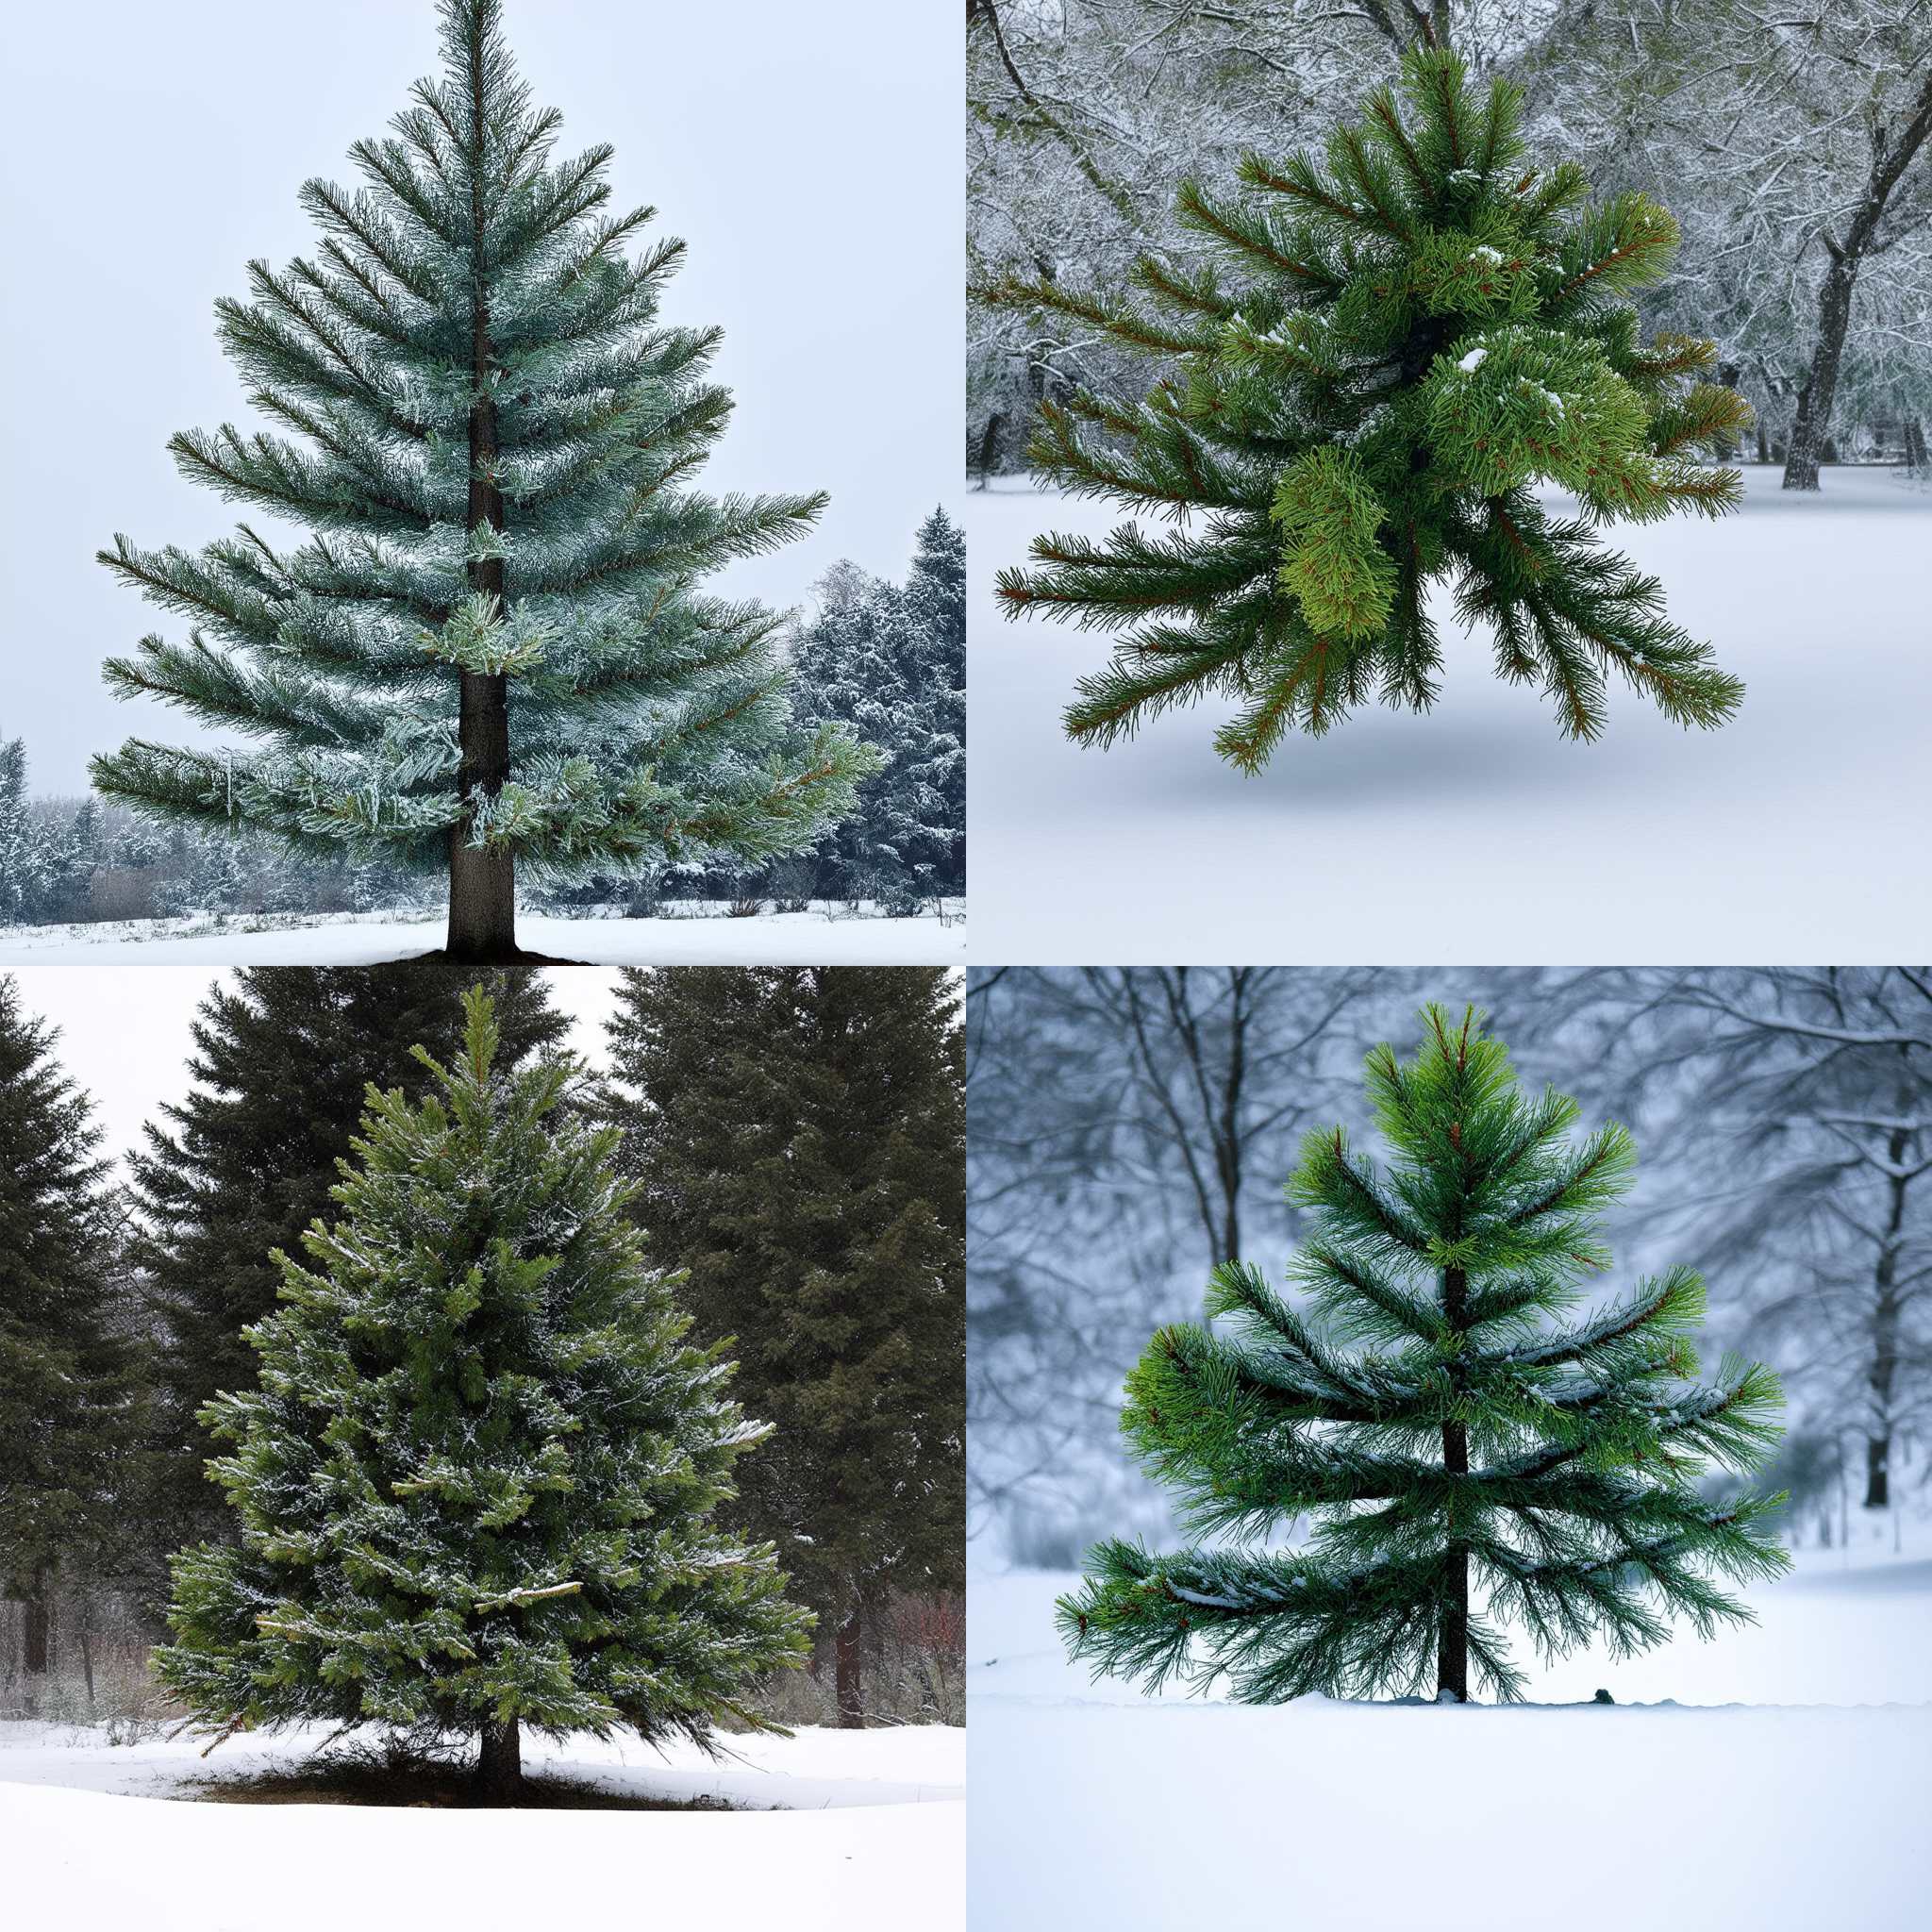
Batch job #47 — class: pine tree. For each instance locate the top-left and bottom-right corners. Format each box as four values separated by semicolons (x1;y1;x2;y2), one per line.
0;740;32;924
0;977;138;1685
791;510;967;908
92;0;873;962
979;41;1752;768
600;968;965;1724
157;987;809;1800
899;508;968;895
1060;1006;1789;1704
129;966;568;1569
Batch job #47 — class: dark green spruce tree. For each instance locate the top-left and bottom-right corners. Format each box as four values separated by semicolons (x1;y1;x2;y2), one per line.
980;41;1751;768
601;968;965;1724
158;988;809;1801
0;977;139;1689
129;966;567;1567
1060;1007;1788;1704
94;0;873;960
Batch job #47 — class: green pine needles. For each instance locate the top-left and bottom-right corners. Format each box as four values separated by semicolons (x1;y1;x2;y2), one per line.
156;987;809;1793
1058;1007;1788;1705
982;43;1752;768
92;0;874;959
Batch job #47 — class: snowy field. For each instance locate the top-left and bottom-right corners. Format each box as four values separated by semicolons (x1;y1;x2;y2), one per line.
966;466;1932;962
968;1541;1929;1930
0;901;967;967
2;1721;963;1932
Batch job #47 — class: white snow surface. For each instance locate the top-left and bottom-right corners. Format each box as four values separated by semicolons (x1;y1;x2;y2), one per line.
966;467;1932;962
0;902;966;967
2;1722;963;1932
968;1542;1930;1930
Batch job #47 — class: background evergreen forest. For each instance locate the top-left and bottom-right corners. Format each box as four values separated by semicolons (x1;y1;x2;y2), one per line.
967;965;1932;1570
0;967;965;1734
967;0;1932;486
0;511;963;932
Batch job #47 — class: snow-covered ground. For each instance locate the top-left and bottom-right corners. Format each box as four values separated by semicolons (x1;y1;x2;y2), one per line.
2;1721;963;1932
0;901;966;967
966;466;1932;963
968;1539;1929;1930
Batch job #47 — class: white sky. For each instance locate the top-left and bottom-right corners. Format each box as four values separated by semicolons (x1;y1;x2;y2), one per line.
1;0;959;794
9;966;624;1174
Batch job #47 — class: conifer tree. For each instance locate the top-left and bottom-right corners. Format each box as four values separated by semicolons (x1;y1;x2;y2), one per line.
92;0;873;960
158;988;808;1801
600;968;965;1724
0;741;32;924
1060;1007;1789;1704
0;977;138;1682
980;41;1752;767
129;966;568;1567
791;510;967;907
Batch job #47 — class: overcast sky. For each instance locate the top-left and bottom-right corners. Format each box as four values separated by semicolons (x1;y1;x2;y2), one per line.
12;966;623;1175
1;0;958;794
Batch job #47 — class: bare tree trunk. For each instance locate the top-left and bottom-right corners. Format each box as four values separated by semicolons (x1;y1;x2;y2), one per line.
447;28;517;962
475;1719;523;1803
78;1620;96;1721
1783;253;1857;491
835;1609;865;1728
22;1571;50;1682
1863;1135;1908;1508
1784;70;1932;492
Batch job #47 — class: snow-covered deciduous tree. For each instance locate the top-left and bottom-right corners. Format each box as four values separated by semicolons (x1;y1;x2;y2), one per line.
1058;1007;1789;1703
157;987;810;1801
1606;968;1932;1514
92;0;873;962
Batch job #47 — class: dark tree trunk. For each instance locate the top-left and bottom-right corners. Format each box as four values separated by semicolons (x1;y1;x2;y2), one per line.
1783;254;1857;492
835;1609;865;1728
974;410;1002;488
1784;70;1932;492
475;1719;523;1803
1437;1420;1470;1701
447;37;517;962
22;1572;50;1679
1863;1136;1908;1509
1437;1261;1469;1702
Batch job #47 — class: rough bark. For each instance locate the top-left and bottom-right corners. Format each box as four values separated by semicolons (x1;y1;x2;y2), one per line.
1863;1135;1908;1509
1784;69;1932;491
447;32;517;960
475;1718;523;1803
835;1609;865;1728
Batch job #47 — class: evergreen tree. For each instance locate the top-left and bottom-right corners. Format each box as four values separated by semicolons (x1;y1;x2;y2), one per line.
0;978;138;1682
791;510;966;908
1060;1007;1789;1703
93;0;873;961
601;968;965;1724
158;988;808;1800
129;966;568;1570
979;41;1751;767
0;740;32;923
900;508;968;895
